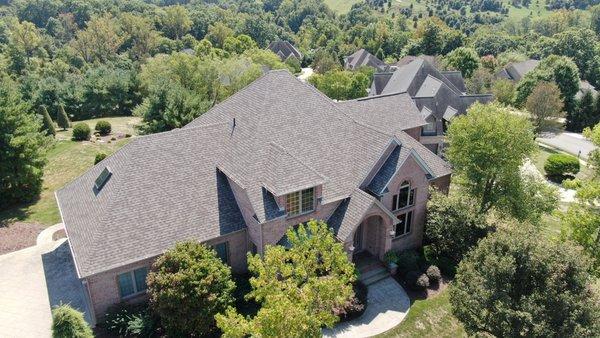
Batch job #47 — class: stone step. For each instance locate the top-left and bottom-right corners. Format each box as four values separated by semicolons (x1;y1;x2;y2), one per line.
360;267;389;286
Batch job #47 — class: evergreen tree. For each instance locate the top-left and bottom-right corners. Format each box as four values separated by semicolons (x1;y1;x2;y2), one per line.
0;75;49;208
568;91;595;132
56;104;70;130
39;105;56;137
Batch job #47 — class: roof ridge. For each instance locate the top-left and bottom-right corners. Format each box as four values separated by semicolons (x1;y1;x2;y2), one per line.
267;141;329;183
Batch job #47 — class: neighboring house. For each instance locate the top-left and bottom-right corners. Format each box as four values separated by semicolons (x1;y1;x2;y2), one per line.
267;40;302;62
370;56;494;154
497;59;597;99
56;70;451;324
345;49;389;72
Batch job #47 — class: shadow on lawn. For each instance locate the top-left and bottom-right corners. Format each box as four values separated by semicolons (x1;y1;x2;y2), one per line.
0;199;37;227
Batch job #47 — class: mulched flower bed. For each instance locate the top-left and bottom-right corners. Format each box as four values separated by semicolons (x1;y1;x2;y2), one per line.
0;222;46;254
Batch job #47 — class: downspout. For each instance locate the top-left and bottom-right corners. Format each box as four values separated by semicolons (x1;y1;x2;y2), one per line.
81;279;97;327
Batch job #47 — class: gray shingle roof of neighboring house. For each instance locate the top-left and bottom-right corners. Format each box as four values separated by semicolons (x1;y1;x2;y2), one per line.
498;59;540;81
337;92;426;134
57;70;451;278
345;49;388;71
371;57;493;122
268;41;302;61
498;59;597;99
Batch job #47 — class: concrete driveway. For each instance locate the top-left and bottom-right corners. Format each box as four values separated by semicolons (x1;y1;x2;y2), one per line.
538;132;596;159
0;239;90;337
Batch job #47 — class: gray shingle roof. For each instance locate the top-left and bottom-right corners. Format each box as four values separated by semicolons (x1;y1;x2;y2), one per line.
440;71;467;93
505;59;540;81
345;49;387;71
327;189;377;240
337;92;426;134
58;70;451;278
268;41;302;61
366;144;402;195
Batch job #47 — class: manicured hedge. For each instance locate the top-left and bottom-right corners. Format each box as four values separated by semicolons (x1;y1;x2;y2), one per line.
544;153;580;176
72;123;91;141
95;120;112;136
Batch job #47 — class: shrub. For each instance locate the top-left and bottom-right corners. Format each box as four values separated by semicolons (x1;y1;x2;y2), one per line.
71;123;91;141
397;250;420;272
51;304;93;338
125;133;132;138
147;241;235;337
562;178;583;189
94;153;107;164
426;265;442;283
336;281;368;322
544;153;580;177
406;270;429;291
416;273;430;289
102;302;156;337
383;251;399;265
432;256;457;277
94;120;112;135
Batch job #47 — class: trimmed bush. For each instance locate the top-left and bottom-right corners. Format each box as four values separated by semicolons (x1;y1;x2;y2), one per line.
94;120;111;135
426;265;442;283
72;123;91;141
51;304;93;338
396;250;420;272
544;154;580;177
336;281;368;322
102;302;156;337
383;251;399;265
562;178;582;189
432;256;457;277
94;153;107;164
406;270;429;291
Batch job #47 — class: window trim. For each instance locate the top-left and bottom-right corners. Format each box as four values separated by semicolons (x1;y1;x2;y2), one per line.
285;187;315;217
394;210;413;239
117;267;148;299
392;181;416;211
422;118;437;136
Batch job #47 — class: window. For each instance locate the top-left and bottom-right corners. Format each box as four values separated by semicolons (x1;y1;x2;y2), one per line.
118;267;148;298
285;187;315;216
393;181;416;210
94;167;112;191
422;119;436;135
214;242;229;264
394;211;413;238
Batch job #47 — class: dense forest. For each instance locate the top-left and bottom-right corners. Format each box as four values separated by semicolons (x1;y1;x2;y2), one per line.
3;0;600;205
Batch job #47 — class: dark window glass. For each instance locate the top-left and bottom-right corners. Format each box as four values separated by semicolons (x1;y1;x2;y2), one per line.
396;213;406;237
406;211;412;233
392;194;398;210
215;242;229;264
118;272;135;298
134;267;148;292
301;187;315;213
398;183;410;209
409;189;416;206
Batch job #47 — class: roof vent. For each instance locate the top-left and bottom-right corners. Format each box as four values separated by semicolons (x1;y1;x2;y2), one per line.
94;167;112;191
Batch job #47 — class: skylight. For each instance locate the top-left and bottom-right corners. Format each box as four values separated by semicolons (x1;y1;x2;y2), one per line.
94;167;112;191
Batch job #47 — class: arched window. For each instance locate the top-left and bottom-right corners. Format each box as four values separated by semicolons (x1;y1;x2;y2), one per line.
392;180;416;210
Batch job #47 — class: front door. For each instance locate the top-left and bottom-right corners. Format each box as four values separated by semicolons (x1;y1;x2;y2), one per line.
353;224;363;254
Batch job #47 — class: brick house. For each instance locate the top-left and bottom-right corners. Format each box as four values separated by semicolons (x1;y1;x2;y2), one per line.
56;70;451;324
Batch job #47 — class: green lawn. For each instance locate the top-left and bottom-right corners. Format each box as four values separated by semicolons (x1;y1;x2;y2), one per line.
394;0;551;21
376;289;466;338
324;0;363;14
531;145;594;181
0;116;140;227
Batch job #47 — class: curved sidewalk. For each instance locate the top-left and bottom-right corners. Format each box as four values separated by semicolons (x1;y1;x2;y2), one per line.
323;277;410;338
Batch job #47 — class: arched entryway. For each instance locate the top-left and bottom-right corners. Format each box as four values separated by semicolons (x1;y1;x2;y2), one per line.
352;215;386;259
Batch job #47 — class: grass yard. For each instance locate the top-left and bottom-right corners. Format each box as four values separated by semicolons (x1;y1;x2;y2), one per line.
394;0;551;21
531;145;594;181
0;116;140;227
376;289;466;338
324;0;363;14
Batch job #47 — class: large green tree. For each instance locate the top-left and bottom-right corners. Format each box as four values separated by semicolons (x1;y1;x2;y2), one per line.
0;75;50;209
308;68;372;100
147;241;235;337
525;81;564;133
443;47;480;78
216;220;357;337
450;226;600;337
446;103;558;222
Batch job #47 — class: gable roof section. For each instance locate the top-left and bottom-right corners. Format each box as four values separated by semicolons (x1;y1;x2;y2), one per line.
337;92;426;134
345;49;387;71
370;72;393;95
506;59;540;81
440;71;467;93
268;41;302;60
415;75;444;98
443;106;458;120
328;189;384;241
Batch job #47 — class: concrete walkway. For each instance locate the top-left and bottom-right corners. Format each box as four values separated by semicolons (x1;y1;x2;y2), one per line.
323;277;410;338
0;224;90;337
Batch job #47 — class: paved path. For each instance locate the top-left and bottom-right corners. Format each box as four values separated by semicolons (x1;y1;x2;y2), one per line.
0;232;90;337
323;277;410;338
538;132;596;159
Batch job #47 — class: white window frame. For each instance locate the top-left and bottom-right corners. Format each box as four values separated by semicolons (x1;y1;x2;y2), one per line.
117;267;148;299
286;187;315;217
393;181;416;211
